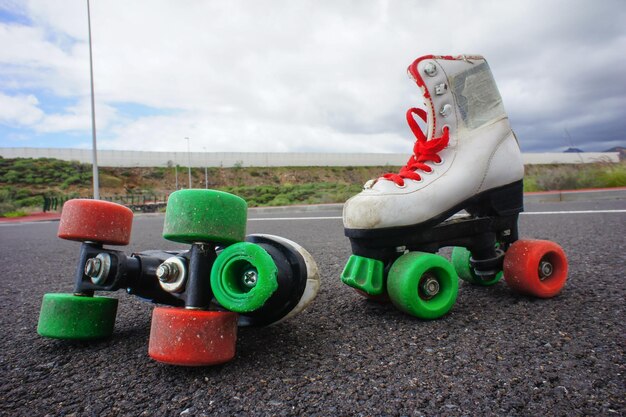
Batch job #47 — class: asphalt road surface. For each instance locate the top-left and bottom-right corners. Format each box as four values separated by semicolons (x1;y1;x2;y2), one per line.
1;199;624;416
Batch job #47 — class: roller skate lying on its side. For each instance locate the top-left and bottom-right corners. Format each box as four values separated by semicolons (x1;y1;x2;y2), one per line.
37;189;320;366
341;54;568;319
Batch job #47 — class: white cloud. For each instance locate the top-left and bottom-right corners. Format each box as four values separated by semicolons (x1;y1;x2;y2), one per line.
0;92;44;125
0;21;89;97
0;0;625;152
36;98;117;133
100;111;407;154
0;91;117;134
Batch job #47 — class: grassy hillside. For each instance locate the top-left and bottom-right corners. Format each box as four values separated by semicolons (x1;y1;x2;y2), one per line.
0;156;624;216
0;157;389;215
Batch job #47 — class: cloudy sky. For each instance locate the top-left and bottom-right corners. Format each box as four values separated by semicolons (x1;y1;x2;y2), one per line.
0;0;624;154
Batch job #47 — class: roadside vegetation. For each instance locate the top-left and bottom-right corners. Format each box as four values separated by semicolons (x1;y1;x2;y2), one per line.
523;161;626;192
0;156;624;217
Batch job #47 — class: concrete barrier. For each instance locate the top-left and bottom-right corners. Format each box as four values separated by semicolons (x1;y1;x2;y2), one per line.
0;147;620;168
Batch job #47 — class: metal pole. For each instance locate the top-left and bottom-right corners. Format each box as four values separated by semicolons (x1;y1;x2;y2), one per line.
203;146;208;189
175;165;178;190
87;0;99;199
185;137;192;188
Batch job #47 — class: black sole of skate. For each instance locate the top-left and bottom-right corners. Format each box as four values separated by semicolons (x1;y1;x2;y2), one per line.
344;180;524;275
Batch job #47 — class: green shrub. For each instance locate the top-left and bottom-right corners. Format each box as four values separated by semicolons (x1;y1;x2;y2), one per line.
60;175;84;189
523;178;539;192
15;195;42;207
524;162;626;191
100;174;123;188
1;210;27;218
2;170;20;183
0;189;10;203
598;165;626;187
0;202;17;214
268;196;290;206
148;167;166;179
15;188;31;199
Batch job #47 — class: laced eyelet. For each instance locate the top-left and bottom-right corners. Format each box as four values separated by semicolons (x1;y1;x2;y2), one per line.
382;106;450;187
441;124;450;133
439;104;452;117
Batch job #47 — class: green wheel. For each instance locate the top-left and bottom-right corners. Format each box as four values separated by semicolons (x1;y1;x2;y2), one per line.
37;293;118;340
451;246;502;286
387;252;458;320
163;189;247;244
211;242;279;312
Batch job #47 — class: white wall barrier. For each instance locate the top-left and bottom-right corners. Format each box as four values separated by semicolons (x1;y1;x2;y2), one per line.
0;147;620;168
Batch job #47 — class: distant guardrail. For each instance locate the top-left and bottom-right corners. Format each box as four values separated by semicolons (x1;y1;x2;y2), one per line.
104;194;169;212
43;194;169;213
0;147;620;168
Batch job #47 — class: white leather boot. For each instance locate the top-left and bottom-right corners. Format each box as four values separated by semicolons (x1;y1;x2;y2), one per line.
343;55;524;234
342;56;568;319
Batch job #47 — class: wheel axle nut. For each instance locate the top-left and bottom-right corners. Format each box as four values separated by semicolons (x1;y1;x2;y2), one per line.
157;257;187;293
84;258;102;277
157;263;179;283
539;261;553;279
242;269;258;288
421;276;440;297
85;253;111;285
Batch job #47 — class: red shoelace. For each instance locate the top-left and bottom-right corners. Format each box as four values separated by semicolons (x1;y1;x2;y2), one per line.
382;107;449;187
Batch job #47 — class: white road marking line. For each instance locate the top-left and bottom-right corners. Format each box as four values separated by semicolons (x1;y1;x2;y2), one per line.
522;209;626;215
2;209;624;227
249;216;343;221
0;220;57;227
248;209;626;221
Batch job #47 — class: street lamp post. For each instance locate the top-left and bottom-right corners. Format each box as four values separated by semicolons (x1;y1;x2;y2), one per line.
203;146;208;189
87;0;99;199
185;137;192;188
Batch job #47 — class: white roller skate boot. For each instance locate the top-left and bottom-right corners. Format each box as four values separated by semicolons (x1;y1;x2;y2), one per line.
344;54;524;233
341;55;554;320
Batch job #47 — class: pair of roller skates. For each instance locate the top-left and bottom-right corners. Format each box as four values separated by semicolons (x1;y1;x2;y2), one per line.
341;55;568;319
38;54;569;366
37;190;320;366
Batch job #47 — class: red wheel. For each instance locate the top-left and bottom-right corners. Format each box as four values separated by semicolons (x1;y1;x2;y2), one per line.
148;307;238;366
58;199;133;246
504;239;568;298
